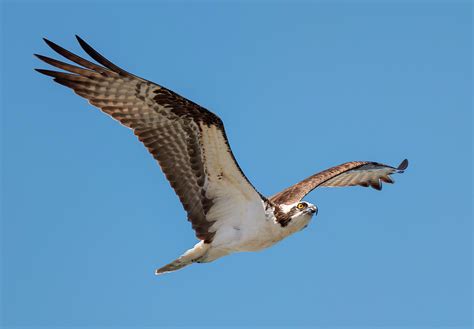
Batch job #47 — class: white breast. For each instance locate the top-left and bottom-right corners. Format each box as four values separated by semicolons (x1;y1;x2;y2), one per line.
206;200;312;260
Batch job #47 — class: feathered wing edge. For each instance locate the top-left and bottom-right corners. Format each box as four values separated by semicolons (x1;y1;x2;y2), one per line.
270;159;408;205
34;36;262;244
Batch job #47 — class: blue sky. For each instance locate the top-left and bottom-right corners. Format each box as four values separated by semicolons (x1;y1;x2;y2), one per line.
1;1;472;328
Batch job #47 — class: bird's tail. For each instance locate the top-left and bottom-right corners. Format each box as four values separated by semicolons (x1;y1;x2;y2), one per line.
155;241;210;276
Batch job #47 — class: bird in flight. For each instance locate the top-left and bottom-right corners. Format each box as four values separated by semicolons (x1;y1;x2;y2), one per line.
36;36;408;275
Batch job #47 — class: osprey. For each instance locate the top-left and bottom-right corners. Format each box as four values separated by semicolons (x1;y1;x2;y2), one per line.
36;36;408;275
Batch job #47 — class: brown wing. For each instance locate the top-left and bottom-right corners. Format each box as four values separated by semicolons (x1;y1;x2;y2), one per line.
35;36;262;243
270;159;408;205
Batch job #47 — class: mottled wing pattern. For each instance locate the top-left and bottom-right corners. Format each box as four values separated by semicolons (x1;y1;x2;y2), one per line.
271;159;408;205
35;36;262;243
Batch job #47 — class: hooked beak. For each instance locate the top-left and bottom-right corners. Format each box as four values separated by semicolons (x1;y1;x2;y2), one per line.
307;205;318;215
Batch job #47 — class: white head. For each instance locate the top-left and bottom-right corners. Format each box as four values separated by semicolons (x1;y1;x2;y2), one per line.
276;201;318;231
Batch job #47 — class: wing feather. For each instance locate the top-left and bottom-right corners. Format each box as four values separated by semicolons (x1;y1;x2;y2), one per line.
270;159;408;205
36;36;262;243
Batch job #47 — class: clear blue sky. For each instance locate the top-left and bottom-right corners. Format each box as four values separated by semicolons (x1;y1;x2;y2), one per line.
1;1;472;328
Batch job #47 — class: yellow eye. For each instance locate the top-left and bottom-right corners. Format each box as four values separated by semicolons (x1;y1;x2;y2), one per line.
297;202;306;210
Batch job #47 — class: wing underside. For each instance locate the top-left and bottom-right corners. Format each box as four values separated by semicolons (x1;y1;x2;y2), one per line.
271;159;408;205
36;36;262;242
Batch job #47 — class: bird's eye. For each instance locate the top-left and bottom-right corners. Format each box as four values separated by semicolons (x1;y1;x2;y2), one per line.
297;202;306;210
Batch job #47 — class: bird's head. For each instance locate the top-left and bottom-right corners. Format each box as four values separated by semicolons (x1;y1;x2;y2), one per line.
291;201;318;219
275;201;318;230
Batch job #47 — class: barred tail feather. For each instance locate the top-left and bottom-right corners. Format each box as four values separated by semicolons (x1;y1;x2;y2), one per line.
155;241;210;275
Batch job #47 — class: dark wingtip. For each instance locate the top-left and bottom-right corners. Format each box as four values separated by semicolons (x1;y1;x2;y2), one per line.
33;54;46;63
35;68;57;78
75;35;85;44
34;53;50;62
43;37;54;47
380;176;394;184
42;38;66;54
73;34;130;77
34;68;48;75
34;68;62;78
397;159;409;172
75;35;91;52
371;181;382;191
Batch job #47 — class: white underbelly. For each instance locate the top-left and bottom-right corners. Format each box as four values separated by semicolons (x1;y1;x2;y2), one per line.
210;210;309;254
203;199;312;262
230;219;286;252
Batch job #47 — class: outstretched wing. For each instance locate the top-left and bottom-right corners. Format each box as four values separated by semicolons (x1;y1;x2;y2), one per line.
36;36;263;243
270;159;408;205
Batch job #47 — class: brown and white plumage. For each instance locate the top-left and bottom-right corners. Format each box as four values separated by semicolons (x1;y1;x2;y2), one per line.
36;36;260;244
36;36;408;275
271;159;408;205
